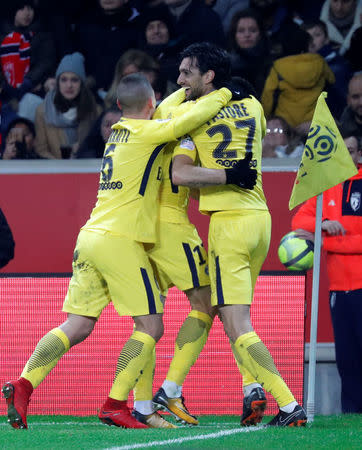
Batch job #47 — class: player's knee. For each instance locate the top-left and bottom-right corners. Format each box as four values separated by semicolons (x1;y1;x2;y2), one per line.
134;314;164;342
149;316;164;342
71;324;95;346
62;314;97;346
186;286;214;316
138;322;163;342
218;305;253;342
152;321;164;342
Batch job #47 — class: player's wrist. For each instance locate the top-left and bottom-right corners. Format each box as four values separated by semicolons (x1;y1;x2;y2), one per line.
224;167;239;185
225;166;255;188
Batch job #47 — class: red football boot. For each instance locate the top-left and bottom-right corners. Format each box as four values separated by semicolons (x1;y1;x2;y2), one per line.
99;398;148;429
2;378;33;429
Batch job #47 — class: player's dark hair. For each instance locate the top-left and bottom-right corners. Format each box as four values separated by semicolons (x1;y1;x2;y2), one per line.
228;76;257;99
116;73;154;112
180;42;231;89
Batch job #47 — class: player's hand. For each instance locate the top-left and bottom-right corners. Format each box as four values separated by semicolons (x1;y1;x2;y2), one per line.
225;152;257;189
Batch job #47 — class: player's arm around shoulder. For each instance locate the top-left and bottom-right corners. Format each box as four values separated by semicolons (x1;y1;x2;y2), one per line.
171;88;232;140
151;88;232;144
153;88;186;120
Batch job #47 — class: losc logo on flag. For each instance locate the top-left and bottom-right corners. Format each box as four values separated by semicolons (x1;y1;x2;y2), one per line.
304;125;337;164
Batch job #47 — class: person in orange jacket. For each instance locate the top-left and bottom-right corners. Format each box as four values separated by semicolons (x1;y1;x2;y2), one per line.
292;132;362;413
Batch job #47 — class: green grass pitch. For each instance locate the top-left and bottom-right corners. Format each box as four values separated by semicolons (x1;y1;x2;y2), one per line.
1;414;361;449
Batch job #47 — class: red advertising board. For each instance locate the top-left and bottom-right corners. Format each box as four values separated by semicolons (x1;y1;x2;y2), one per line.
0;274;304;416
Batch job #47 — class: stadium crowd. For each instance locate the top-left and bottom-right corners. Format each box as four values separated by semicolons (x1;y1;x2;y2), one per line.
1;0;362;160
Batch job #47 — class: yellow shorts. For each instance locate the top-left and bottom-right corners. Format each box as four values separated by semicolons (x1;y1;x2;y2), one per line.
208;210;271;306
146;221;209;296
63;229;163;318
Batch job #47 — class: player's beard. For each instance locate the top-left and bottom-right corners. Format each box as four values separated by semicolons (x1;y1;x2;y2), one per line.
187;84;205;101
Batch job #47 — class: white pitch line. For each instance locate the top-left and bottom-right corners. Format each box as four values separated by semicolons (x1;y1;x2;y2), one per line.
106;426;265;450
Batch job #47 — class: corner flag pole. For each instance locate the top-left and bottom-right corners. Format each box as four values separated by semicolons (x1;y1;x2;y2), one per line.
306;193;323;423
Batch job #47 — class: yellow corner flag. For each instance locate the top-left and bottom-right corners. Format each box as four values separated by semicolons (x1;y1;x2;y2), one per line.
289;92;358;210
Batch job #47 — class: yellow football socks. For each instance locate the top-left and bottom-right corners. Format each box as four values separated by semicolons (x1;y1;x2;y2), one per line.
230;341;259;387
21;327;70;388
109;331;155;401
133;347;155;401
233;331;295;407
166;310;212;386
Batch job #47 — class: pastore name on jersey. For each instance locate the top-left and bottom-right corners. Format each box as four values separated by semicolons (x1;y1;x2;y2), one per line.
206;102;249;126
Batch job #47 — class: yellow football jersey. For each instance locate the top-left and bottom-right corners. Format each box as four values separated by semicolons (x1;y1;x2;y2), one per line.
83;88;232;242
158;146;190;223
154;99;194;224
174;95;269;214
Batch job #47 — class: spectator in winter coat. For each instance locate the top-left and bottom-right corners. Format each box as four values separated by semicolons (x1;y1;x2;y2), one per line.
261;26;335;127
163;0;226;50
320;0;362;55
138;5;183;85
292;132;362;413
340;73;362;138
228;8;273;98
73;0;142;91
34;53;102;159
0;0;56;101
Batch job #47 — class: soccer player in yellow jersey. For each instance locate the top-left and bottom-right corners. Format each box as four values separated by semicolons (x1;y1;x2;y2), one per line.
169;43;307;427
146;47;259;427
1;73;235;430
134;121;212;427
